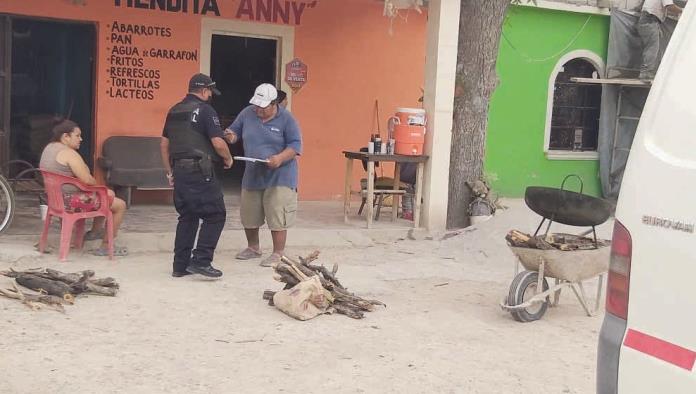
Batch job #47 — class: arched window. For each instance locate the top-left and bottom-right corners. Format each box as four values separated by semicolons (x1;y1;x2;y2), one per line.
545;52;604;160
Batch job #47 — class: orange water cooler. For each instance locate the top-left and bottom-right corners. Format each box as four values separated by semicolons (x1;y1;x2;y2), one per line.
393;125;425;155
389;108;426;156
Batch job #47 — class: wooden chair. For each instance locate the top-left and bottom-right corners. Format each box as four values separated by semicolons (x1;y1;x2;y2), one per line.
358;177;408;220
356;147;409;220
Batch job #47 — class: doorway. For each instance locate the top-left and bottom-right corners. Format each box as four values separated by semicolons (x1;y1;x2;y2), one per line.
209;34;278;189
3;17;96;171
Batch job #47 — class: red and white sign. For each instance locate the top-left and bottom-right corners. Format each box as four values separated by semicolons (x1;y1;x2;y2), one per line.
285;58;308;92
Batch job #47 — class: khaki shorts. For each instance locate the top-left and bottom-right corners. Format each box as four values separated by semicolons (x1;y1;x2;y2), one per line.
241;187;298;231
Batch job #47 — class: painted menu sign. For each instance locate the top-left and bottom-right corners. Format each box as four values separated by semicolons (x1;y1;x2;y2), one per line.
107;21;198;100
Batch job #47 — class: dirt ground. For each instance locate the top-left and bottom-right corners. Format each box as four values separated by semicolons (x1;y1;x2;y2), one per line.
0;203;610;393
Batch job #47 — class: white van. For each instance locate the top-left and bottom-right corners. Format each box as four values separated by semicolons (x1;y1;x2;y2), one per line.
597;2;696;393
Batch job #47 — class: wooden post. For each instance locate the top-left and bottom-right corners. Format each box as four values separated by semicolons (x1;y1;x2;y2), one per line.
392;163;401;222
343;157;353;224
414;162;425;228
366;160;375;229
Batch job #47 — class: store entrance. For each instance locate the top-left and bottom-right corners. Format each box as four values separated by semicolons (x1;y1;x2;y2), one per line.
209;34;278;189
5;17;96;171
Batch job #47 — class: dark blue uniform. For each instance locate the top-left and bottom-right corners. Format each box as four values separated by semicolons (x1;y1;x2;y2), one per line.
163;94;226;273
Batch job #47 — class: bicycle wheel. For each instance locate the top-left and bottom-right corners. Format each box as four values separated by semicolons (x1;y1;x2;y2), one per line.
0;174;15;235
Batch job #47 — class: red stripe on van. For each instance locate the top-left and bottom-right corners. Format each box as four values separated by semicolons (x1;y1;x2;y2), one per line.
624;329;696;371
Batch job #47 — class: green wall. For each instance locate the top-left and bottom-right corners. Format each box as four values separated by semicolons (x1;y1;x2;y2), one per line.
485;6;609;197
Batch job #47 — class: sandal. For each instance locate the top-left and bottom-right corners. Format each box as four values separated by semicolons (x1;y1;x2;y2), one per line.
92;245;128;257
260;253;282;267
33;242;54;254
235;247;262;260
84;229;105;241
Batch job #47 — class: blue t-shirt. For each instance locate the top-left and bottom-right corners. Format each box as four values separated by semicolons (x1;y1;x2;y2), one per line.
228;105;303;190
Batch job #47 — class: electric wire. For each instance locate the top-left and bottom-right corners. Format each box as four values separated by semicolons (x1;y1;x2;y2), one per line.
502;15;593;63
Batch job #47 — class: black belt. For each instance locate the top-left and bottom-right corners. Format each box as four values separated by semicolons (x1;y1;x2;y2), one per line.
173;158;200;169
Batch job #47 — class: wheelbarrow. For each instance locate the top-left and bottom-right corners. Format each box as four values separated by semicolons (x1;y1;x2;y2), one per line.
500;175;614;322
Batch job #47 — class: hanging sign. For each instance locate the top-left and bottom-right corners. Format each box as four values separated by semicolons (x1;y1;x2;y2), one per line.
285;58;308;92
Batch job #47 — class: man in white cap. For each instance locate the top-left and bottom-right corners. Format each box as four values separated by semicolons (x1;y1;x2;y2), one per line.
224;83;303;267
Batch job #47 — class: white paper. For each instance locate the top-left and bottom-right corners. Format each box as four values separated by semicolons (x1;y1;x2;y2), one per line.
234;156;269;163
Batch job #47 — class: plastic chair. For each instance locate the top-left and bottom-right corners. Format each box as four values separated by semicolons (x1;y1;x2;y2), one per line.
39;170;114;261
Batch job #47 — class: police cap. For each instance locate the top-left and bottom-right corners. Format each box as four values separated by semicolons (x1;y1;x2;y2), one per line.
188;73;221;95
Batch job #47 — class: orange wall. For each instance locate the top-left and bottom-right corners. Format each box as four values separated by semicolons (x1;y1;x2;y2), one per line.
1;0;426;200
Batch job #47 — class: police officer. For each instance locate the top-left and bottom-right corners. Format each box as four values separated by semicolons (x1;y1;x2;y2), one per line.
160;73;233;278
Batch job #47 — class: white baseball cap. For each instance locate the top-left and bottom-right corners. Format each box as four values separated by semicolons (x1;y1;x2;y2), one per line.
249;83;278;108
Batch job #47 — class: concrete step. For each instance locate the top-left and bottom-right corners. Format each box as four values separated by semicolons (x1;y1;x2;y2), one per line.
0;227;427;263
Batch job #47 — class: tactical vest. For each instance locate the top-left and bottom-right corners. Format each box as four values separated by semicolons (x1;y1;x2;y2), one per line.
164;100;216;162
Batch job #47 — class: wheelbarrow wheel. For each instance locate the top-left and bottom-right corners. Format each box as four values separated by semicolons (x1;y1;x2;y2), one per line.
508;270;550;322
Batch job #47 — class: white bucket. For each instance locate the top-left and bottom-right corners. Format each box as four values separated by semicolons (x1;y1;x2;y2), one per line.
470;215;492;225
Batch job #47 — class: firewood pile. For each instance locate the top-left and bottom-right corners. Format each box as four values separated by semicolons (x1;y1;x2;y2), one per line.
263;251;385;320
506;230;610;251
0;268;119;312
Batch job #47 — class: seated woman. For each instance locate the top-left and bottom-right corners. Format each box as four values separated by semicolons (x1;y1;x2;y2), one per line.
39;119;128;256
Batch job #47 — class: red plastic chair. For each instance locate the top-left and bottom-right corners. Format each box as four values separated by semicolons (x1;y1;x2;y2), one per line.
39;170;114;261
